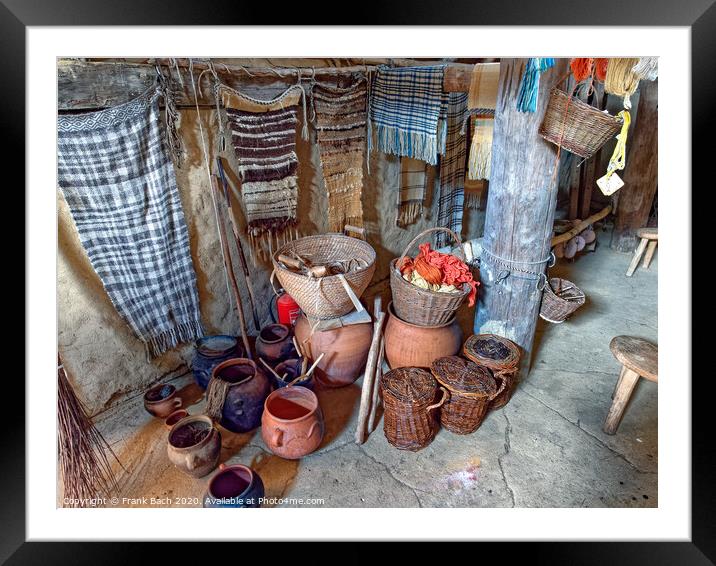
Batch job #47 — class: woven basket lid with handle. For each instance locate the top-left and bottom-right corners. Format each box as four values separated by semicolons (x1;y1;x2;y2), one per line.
463;334;520;370
381;367;438;404
430;356;497;396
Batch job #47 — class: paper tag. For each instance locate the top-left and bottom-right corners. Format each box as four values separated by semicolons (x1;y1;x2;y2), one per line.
597;172;624;196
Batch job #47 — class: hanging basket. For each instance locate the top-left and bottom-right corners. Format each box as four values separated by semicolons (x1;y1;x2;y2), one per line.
539;277;586;323
272;234;376;320
390;227;471;327
539;89;622;159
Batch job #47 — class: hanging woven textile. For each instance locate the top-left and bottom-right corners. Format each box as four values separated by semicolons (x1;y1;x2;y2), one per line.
632;57;658;81
368;65;449;166
467;114;494;181
220;84;303;253
467;62;500;110
466;63;499;181
604;58;641;109
57;84;204;357
397;157;429;227
516;58;555;113
435;93;468;248
312;77;367;233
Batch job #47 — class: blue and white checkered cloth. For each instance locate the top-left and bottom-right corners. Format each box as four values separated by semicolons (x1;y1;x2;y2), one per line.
58;85;204;357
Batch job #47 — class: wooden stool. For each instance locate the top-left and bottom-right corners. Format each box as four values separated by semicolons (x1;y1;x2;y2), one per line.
603;336;658;435
626;227;658;277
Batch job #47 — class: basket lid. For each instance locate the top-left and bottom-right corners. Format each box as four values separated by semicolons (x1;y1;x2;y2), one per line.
463;334;520;369
430;356;496;395
381;367;437;403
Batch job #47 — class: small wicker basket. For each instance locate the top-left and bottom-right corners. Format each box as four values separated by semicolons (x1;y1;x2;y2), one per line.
539;89;622;159
463;334;521;410
272;234;376;320
381;367;447;451
431;356;504;435
539;277;586;323
390;227;471;327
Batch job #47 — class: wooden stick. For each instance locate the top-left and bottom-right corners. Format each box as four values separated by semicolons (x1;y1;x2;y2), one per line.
304;352;326;378
355;297;385;445
551;205;612;247
292;336;304;358
211;175;252;360
367;337;385;434
258;357;282;380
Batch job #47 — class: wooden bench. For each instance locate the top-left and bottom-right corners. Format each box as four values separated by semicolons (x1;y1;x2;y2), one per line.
626;227;658;277
603;336;658;435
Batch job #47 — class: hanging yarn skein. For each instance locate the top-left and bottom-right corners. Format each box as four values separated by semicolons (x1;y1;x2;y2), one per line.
632;57;658;81
595;58;609;82
570;58;594;83
604;58;641;109
516;58;555;113
604;110;631;179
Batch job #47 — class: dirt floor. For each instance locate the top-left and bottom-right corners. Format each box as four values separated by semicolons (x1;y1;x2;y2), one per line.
87;233;658;508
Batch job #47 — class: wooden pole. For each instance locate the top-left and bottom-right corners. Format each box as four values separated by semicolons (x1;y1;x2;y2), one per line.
355;297;384;445
550;205;612;247
474;58;569;371
611;80;658;252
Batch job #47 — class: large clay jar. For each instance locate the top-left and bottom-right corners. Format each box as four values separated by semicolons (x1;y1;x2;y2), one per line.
255;324;295;364
203;463;265;508
210;358;272;433
384;302;462;370
143;383;182;418
294;314;372;388
192;335;242;390
167;415;221;478
261;386;324;460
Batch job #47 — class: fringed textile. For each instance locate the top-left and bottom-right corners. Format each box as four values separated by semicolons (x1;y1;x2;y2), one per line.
435;93;468;248
516;58;555;113
467;63;500;110
632;57;658;81
220;85;302;252
398;157;428;227
467;115;493;181
368;65;449;165
313;78;367;232
57;85;204;357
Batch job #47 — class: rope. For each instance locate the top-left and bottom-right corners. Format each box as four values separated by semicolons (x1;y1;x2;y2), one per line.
480;247;555;290
605;110;631;179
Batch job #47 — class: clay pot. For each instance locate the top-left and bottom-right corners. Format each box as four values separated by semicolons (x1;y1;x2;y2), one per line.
384;302;462;370
261;386;324;459
164;409;189;429
294;314;372;388
203;463;265;508
211;358;272;433
192;335;242;390
255;324;295;364
167;415;221;478
274;358;314;390
143;383;182;418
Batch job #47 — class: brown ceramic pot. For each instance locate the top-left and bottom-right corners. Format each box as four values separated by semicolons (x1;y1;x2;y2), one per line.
384;302;462;370
167;415;221;478
255;323;295;364
164;409;189;429
261;386;324;460
143;383;182;418
294;314;372;387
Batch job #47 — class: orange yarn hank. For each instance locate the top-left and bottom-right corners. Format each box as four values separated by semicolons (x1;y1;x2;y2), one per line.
399;243;479;307
595;58;608;81
570;58;594;83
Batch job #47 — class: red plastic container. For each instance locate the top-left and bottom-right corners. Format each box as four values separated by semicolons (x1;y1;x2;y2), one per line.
276;292;301;326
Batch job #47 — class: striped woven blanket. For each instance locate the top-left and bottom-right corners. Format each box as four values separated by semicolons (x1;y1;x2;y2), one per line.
312;77;367;232
58;85;204;357
368;65;448;166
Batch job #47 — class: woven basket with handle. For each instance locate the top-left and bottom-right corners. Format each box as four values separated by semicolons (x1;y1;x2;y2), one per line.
539;89;622;159
390;227;471;327
272;233;376;320
539;277;586;323
463;334;521;410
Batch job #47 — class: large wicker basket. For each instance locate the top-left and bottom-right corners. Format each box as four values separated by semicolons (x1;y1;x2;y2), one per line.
272;234;376;320
430;356;504;435
390;227;471;327
539;89;622;159
463;334;521;410
539;277;586;323
381;367;447;451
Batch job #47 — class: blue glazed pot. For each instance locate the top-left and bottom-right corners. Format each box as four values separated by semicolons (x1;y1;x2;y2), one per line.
192;335;242;390
203;463;264;508
211;358;272;433
273;358;314;391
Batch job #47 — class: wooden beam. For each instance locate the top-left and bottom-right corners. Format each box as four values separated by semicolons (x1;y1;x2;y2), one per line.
57;59;477;110
551;205;612;247
474;57;569;371
611;80;658;252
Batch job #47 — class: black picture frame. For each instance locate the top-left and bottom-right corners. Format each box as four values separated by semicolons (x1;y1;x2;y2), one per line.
9;1;710;562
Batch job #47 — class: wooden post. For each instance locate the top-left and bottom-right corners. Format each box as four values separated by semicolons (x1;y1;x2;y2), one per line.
474;58;569;370
611;80;658;252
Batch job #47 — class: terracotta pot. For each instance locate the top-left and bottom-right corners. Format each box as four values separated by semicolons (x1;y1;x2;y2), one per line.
167;415;221;478
261;386;324;459
203;463;265;508
384;302;462;370
192;335;242;390
143;383;182;418
294;314;372;388
211;358;272;433
164;409;189;429
255;324;295;364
